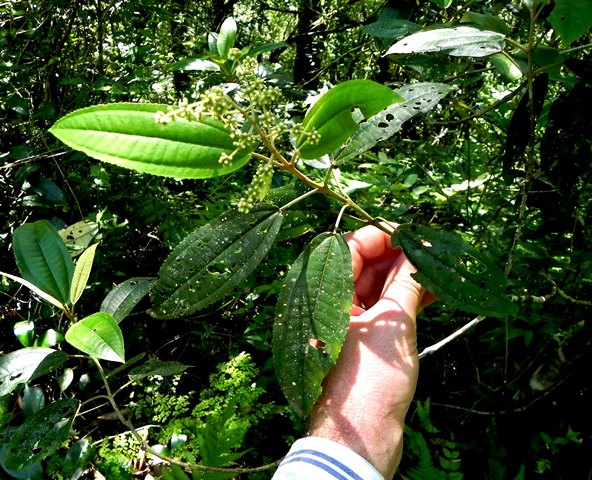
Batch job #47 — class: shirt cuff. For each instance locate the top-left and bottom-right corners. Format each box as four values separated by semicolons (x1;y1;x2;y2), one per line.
272;436;385;480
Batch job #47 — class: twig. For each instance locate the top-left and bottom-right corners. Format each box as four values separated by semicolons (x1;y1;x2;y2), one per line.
542;273;592;307
418;315;486;359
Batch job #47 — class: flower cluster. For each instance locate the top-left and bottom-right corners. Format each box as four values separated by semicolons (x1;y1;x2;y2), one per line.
237;161;274;213
154;55;304;168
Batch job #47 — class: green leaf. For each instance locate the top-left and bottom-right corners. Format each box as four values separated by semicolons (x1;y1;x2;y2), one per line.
273;233;353;416
58;368;74;392
0;445;43;480
394;224;517;317
13;220;74;306
362;18;420;40
49;103;252;179
36;329;64;348
128;358;191;381
335;82;451;163
70;243;98;305
386;26;505;57
100;277;155;323
208;32;220;57
245;42;290;58
0;348;68;397
491;53;523;81
549;0;592;46
64;439;91;480
168;57;220;72
151;205;283;319
217;17;237;59
5;398;78;470
65;312;125;362
297;80;404;159
21;385;45;417
13;321;35;348
461;11;511;35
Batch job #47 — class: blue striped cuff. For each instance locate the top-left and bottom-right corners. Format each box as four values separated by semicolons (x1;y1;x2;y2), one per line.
273;437;384;480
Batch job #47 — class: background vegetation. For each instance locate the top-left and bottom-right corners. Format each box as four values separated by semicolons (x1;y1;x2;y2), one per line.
1;0;591;478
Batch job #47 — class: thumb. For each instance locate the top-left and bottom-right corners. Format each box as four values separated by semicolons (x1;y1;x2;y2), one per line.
380;254;426;317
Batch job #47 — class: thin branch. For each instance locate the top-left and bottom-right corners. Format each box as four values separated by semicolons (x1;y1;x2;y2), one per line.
418;316;486;359
542;273;592;307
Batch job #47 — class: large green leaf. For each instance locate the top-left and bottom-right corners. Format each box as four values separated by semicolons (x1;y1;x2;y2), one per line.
13;220;74;306
100;277;155;323
49;103;252;179
5;398;78;470
386;26;505;57
394;224;517;317
0;348;68;397
65;312;125;363
150;205;283;319
273;233;353;416
335;82;451;163
297;80;404;159
549;0;592;46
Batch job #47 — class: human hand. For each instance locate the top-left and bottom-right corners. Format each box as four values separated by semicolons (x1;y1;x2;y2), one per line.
309;225;432;478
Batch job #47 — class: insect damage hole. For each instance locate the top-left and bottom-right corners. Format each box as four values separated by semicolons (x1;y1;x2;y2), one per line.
308;338;326;349
460;252;487;275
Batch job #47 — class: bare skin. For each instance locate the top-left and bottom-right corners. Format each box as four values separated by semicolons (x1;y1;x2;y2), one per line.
309;226;432;479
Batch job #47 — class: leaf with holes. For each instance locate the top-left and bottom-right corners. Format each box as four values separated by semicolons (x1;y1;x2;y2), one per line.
65;312;125;362
13;220;74;306
394;224;517;317
273;233;353;417
0;348;68;397
49;103;252;179
336;82;451;163
59;219;99;257
150;205;283;319
386;26;505;57
297;80;404;159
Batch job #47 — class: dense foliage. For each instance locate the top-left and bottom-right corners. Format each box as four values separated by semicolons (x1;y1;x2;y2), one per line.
1;0;591;479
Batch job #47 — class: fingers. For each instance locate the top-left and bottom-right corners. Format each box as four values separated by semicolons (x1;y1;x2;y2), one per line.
345;226;394;282
345;225;436;313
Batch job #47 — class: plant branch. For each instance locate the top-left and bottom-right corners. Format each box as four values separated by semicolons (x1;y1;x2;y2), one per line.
542;273;592;306
418;316;486;359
